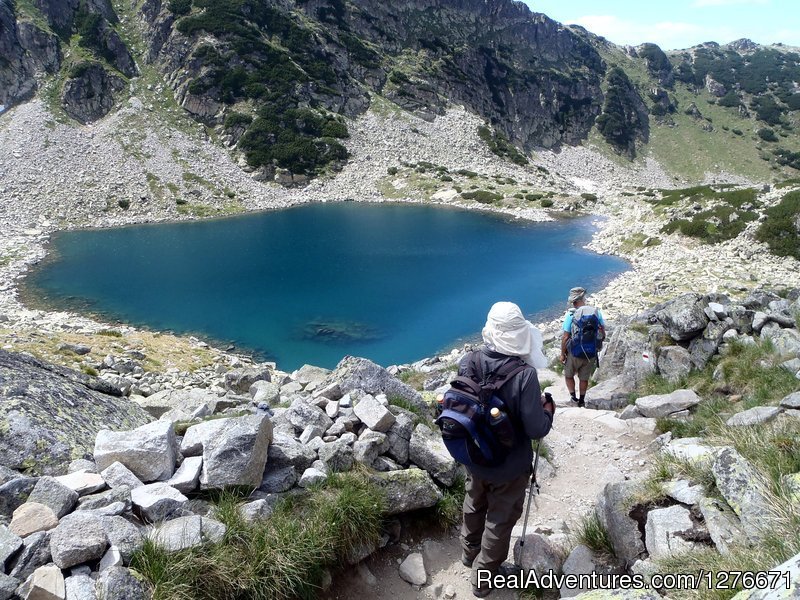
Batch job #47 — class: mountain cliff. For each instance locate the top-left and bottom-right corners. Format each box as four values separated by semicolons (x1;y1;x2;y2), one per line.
1;0;799;182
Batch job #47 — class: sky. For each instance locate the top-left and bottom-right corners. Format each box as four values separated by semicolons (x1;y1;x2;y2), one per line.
521;0;800;51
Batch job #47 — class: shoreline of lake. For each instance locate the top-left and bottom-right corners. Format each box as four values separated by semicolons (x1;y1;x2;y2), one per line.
3;187;800;375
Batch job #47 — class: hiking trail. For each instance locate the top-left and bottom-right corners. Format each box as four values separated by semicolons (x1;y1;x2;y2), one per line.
325;367;657;599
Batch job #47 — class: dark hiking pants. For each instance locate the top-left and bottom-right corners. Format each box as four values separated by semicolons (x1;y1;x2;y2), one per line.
461;469;531;580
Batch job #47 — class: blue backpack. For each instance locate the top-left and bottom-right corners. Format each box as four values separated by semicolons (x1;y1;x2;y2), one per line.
570;306;601;359
435;354;527;468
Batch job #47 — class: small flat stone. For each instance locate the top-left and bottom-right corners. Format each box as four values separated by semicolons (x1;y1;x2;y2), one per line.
9;503;59;538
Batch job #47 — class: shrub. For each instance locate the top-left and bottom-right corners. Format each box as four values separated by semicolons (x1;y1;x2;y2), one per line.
168;0;192;15
117;199;130;210
541;198;554;208
580;193;598;201
758;128;778;142
732;128;743;136
461;190;503;204
456;169;478;178
387;166;398;175
756;190;800;259
595;67;646;154
717;90;741;108
223;112;253;129
476;125;528;165
97;329;122;337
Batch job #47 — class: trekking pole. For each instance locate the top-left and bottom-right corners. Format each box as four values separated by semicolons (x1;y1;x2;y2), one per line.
518;440;541;557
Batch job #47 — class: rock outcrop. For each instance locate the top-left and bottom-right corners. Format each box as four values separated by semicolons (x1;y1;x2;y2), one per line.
0;350;151;475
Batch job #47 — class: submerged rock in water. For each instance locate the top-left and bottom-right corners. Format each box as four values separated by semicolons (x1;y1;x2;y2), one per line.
299;319;383;344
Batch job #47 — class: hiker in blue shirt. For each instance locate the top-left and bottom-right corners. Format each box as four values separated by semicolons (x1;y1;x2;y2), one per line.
560;287;605;407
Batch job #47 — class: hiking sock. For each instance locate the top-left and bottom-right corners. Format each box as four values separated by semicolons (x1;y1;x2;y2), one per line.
570;393;577;404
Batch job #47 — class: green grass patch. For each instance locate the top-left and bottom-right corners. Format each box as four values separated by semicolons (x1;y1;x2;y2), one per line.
435;473;466;528
80;365;99;377
131;471;385;600
397;369;427;391
573;512;615;559
97;329;123;338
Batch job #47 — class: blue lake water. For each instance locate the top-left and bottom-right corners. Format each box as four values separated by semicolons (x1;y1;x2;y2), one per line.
26;203;628;370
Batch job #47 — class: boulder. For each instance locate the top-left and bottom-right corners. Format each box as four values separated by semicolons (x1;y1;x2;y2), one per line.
64;573;95;600
760;326;800;358
259;466;297;493
656;346;693;383
26;478;78;519
0;525;22;570
67;460;96;474
513;532;564;575
618;405;642;420
317;440;354;473
95;567;147;600
585;376;632;410
661;480;704;505
353;395;396;432
399;553;427;586
197;414;273;490
0;573;18;600
99;546;123;572
130;483;187;522
661;437;716;465
293;365;330;386
180;419;227;457
224;367;271;394
133;388;219;419
99;516;143;563
655;293;709;341
728;549;800;600
712;447;772;542
595;325;656;391
726;406;783;427
100;462;144;490
780;392;800;410
689;320;733;369
298;468;327;488
76;486;132;514
149;515;226;552
386;411;413;464
239;498;281;523
94;421;177;483
9;503;58;538
267;434;317;472
635;389;701;418
0;350;150;475
284;399;333;437
6;531;51;581
250;381;280;407
52;471;105;497
595;481;645;567
20;564;64;600
408;424;457;486
0;477;38;519
370;469;442;515
560;544;606;598
327;356;427;412
49;512;108;569
167;456;202;494
644;505;703;559
698;497;744;555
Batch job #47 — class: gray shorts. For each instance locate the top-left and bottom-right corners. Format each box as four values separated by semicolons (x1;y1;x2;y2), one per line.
564;354;595;380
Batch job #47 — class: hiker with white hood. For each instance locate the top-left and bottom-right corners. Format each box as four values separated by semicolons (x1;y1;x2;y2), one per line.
455;301;554;598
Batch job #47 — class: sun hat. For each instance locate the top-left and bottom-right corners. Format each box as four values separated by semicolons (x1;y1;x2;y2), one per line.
482;302;547;368
567;287;586;306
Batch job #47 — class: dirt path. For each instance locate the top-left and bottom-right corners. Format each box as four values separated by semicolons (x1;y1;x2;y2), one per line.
325;369;657;600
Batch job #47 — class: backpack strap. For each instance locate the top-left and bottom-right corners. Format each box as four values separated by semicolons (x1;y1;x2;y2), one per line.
465;352;529;400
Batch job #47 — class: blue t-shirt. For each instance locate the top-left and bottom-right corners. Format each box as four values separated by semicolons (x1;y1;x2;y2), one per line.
562;306;605;333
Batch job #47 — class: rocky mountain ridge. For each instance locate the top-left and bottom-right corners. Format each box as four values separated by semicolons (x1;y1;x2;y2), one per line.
2;0;799;183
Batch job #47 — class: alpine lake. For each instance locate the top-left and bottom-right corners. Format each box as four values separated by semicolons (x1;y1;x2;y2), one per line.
24;202;629;370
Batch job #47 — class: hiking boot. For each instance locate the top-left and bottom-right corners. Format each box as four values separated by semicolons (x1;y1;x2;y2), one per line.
577;400;585;408
472;584;492;598
461;553;475;567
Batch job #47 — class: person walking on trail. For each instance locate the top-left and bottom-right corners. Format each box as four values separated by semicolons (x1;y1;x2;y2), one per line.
560;286;605;407
459;302;554;598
